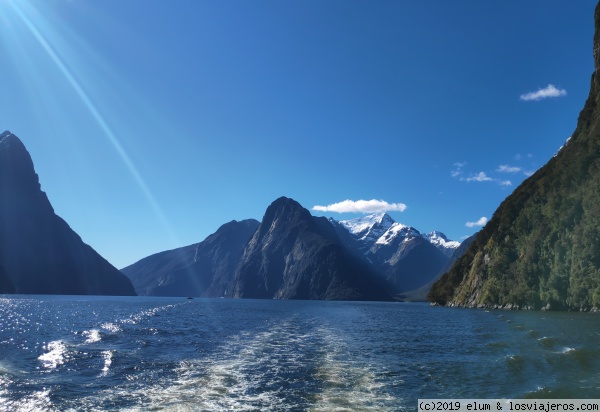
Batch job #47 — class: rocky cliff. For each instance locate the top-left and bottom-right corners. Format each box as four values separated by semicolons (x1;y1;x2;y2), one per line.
0;131;135;295
232;197;391;300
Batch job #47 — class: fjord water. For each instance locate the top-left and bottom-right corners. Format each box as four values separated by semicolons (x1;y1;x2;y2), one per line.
1;297;599;411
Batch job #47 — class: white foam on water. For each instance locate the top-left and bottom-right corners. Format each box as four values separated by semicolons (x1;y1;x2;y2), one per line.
38;340;68;369
0;388;57;412
97;321;397;411
309;326;396;412
82;329;101;344
101;350;113;375
120;304;179;326
100;322;121;333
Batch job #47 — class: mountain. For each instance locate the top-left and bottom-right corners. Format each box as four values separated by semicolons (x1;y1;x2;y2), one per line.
123;202;461;301
394;234;476;302
121;219;259;297
232;197;391;300
339;213;396;252
369;227;449;292
422;231;461;258
337;213;460;293
0;131;135;295
428;2;600;311
340;213;460;257
0;262;14;294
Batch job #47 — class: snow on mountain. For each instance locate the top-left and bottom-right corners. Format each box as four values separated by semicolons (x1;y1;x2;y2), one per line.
337;213;459;255
375;223;421;246
422;231;461;257
339;213;395;247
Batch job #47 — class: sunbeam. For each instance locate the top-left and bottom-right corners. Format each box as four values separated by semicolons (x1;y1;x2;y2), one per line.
5;0;179;247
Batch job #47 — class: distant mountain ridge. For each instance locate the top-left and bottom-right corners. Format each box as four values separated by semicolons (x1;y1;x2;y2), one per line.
123;201;462;300
339;213;459;257
0;131;136;296
121;219;259;297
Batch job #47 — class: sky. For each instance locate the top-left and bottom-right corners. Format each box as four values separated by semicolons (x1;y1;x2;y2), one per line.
0;0;596;268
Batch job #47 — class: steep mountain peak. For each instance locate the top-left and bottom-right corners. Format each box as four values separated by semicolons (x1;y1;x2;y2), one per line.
422;231;460;248
0;131;35;174
0;131;135;295
233;197;391;300
375;222;421;246
339;212;395;239
424;231;448;241
422;231;461;257
1;130;16;144
260;196;313;231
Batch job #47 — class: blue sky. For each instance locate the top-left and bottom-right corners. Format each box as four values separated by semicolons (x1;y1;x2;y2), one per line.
0;0;595;268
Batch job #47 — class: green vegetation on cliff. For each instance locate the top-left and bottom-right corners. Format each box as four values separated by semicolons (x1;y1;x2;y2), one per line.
428;3;600;310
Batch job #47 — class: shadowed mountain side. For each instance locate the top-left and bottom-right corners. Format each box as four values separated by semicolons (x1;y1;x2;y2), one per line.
336;213;460;294
233;197;392;301
0;131;135;295
398;234;476;301
429;1;600;311
370;236;448;293
121;219;260;297
0;261;14;293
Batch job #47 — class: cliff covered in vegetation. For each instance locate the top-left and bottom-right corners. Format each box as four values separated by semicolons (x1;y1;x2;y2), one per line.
429;2;600;311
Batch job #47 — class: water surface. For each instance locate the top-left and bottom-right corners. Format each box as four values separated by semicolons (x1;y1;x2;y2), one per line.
1;296;599;411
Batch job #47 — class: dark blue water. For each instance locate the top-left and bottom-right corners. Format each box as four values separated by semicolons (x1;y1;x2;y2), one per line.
1;296;599;411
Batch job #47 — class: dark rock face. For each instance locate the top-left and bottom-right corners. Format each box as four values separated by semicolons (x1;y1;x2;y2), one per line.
0;131;135;295
232;197;391;300
429;2;600;310
121;219;259;297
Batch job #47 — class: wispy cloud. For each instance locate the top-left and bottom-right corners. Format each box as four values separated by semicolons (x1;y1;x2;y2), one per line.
450;162;466;178
312;199;407;214
452;161;528;187
520;84;566;101
465;172;492;182
466;217;488;228
497;165;521;173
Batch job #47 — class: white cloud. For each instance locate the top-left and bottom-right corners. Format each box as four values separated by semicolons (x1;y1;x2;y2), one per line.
312;199;407;214
497;165;521;173
466;217;488;228
520;84;566;101
499;180;512;186
465;172;492;182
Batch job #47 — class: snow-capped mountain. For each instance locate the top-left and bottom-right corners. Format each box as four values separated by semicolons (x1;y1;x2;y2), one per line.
339;213;395;249
375;222;421;246
337;213;459;294
422;231;461;257
338;213;460;256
